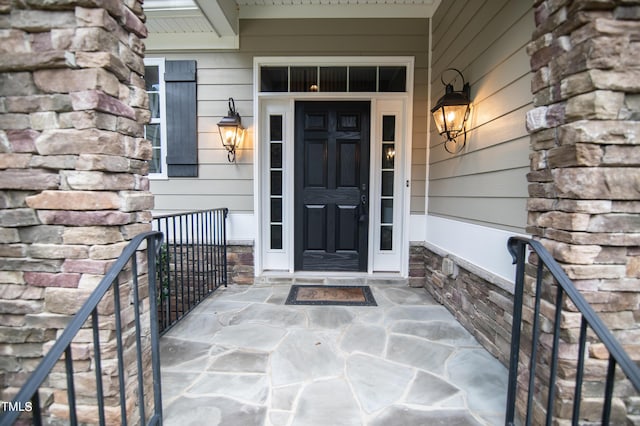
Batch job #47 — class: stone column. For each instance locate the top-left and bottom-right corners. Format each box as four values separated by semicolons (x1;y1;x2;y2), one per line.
0;0;153;423
526;0;639;423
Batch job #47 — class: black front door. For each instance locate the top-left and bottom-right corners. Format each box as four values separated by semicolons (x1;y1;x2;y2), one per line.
294;101;370;271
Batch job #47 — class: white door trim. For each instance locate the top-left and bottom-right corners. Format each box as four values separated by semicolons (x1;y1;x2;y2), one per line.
253;56;414;276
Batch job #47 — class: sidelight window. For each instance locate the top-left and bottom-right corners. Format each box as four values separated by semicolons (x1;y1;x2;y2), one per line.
380;115;396;251
269;115;284;250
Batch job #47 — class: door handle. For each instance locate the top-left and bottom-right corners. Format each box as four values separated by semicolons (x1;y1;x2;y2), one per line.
359;193;368;223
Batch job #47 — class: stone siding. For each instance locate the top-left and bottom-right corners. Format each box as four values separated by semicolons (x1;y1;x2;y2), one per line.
414;243;514;367
525;0;640;423
227;242;255;285
0;0;152;423
408;244;427;288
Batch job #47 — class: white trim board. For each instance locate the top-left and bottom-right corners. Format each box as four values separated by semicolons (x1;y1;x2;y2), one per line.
227;213;257;241
425;214;527;282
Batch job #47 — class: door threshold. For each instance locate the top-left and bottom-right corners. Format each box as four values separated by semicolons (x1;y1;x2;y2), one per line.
255;271;408;286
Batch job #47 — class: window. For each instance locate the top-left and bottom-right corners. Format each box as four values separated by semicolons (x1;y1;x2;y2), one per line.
259;65;407;93
144;58;167;179
144;59;198;178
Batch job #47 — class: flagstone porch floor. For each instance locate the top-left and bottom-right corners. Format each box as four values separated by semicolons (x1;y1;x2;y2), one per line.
159;280;509;426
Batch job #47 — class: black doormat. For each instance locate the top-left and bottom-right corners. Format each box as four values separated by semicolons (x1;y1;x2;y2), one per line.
285;285;377;306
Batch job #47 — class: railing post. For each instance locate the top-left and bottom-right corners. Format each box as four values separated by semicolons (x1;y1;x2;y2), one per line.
506;237;526;426
147;234;163;425
223;208;229;286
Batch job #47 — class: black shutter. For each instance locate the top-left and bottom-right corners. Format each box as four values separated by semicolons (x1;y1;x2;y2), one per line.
165;60;198;177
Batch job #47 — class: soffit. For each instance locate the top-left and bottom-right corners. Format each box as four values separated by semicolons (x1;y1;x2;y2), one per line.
144;0;439;50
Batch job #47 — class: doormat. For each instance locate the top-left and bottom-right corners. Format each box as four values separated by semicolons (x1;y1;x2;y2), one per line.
285;285;377;306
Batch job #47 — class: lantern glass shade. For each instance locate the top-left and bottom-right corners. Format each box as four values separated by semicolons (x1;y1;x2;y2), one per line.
432;103;469;138
217;114;244;152
219;124;244;151
431;86;470;140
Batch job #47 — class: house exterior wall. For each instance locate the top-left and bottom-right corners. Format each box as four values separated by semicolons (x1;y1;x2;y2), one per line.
419;0;535;369
147;18;430;222
429;0;532;233
424;0;534;282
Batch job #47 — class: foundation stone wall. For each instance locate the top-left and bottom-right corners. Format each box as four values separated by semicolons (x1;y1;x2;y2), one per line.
414;242;515;367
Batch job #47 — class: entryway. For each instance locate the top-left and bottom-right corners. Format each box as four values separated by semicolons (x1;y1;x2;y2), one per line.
255;57;413;275
294;101;370;272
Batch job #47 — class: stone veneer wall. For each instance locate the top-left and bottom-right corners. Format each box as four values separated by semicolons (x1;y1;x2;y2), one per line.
411;243;514;366
524;0;640;423
0;0;153;423
227;242;255;285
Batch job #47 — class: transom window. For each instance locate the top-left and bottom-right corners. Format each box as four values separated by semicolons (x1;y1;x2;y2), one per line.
260;65;407;93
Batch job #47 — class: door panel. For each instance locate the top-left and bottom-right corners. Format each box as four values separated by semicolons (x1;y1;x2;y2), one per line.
336;205;358;250
305;205;327;250
304;140;327;187
295;101;370;271
337;140;358;187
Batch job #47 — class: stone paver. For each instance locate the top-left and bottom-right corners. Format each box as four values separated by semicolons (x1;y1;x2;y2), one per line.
161;282;508;425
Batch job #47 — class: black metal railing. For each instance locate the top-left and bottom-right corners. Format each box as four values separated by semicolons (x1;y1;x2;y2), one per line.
152;208;228;333
506;236;640;426
0;231;164;426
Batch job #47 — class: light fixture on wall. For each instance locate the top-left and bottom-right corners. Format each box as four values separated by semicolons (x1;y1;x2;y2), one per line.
431;68;471;154
217;98;244;162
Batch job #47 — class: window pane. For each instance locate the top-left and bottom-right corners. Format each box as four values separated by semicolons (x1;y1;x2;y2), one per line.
382;171;394;196
149;151;161;174
271;198;282;223
271;224;283;250
382;144;395;169
145;124;161;174
144;66;159;91
349;67;377;92
290;67;317;92
381;199;393;224
146;123;161;147
382;115;395;141
380;226;393;251
270;143;282;169
320;67;347;92
270;115;283;141
271;171;282;195
149;93;160;119
261;67;288;92
379;66;406;92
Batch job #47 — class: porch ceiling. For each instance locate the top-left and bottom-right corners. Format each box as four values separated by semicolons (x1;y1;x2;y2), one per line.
144;0;439;50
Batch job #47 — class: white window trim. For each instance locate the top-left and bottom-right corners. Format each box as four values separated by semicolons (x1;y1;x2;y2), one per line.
253;56;414;276
144;57;168;180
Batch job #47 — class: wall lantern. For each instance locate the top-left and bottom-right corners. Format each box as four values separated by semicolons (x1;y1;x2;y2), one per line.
431;68;471;154
217;98;244;162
